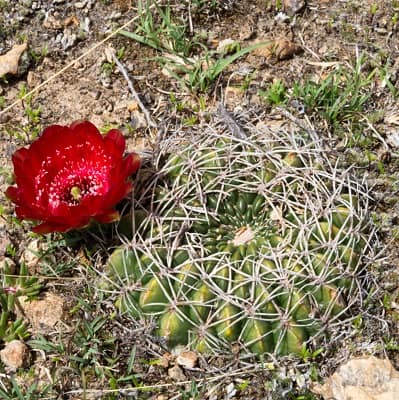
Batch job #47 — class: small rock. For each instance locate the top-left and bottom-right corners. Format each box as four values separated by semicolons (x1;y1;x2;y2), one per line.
252;39;301;61
91;90;101;100
0;340;29;370
176;351;198;369
216;38;240;54
159;352;173;369
274;12;290;23
100;74;112;88
74;1;87;9
168;365;186;381
0;257;16;274
20;239;42;274
311;356;399;400
127;101;139;112
226;382;237;399
130;110;147;129
283;0;306;16
80;17;90;33
27;71;41;88
43;15;63;30
19;292;64;333
387;132;399;148
61;29;78;50
155;396;168;400
0;43;28;78
107;11;122;21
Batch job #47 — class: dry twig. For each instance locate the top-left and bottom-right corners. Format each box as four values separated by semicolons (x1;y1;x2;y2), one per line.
107;47;157;129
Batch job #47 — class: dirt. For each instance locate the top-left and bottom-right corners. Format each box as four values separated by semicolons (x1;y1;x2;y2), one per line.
1;0;399;399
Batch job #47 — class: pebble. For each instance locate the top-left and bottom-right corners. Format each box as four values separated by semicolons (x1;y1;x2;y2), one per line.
176;351;198;369
0;257;16;274
74;1;87;9
60;30;77;50
283;0;306;16
20;239;42;273
91;90;101;100
130;110;147;129
80;17;90;33
311;356;399;400
167;365;186;381
225;382;237;399
107;11;122;21
101;74;112;88
0;340;29;370
216;38;239;54
19;292;64;333
27;71;41;88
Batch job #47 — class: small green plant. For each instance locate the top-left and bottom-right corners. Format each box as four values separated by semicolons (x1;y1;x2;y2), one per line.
162;43;270;93
0;263;41;342
384;338;399;351
0;377;52;400
259;79;288;106
299;345;324;363
378;60;398;97
120;0;194;56
369;3;378;15
191;0;221;13
120;1;268;93
180;381;200;400
15;84;42;140
291;56;377;145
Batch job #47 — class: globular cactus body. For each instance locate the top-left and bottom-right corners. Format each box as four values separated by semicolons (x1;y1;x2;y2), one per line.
104;124;375;356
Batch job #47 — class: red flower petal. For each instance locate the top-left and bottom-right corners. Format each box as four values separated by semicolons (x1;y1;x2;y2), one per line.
104;129;126;158
5;186;19;203
6;121;140;233
124;153;141;176
32;221;77;234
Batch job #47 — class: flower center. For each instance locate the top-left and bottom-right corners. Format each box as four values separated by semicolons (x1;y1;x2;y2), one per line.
44;165;110;208
70;186;82;201
55;176;105;206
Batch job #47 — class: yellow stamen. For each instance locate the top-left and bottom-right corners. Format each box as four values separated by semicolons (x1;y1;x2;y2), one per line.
70;186;81;201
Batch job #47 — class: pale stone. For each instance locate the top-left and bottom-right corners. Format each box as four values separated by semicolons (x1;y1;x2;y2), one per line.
19;292;64;333
216;38;239;54
311;356;399;400
20;239;42;273
167;365;186;381
0;257;16;274
159;352;173;368
252;39;301;61
176;351;198;369
0;340;29;370
283;0;306;16
0;43;28;77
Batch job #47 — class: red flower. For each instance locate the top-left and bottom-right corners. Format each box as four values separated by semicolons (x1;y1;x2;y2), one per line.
6;121;140;234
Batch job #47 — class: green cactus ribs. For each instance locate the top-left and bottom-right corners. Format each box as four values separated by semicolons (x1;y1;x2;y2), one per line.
104;126;375;357
198;191;277;254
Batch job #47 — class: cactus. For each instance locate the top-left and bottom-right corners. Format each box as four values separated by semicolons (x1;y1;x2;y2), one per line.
104;123;375;356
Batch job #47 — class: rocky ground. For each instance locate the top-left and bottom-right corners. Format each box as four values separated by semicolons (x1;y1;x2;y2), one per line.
0;0;399;399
